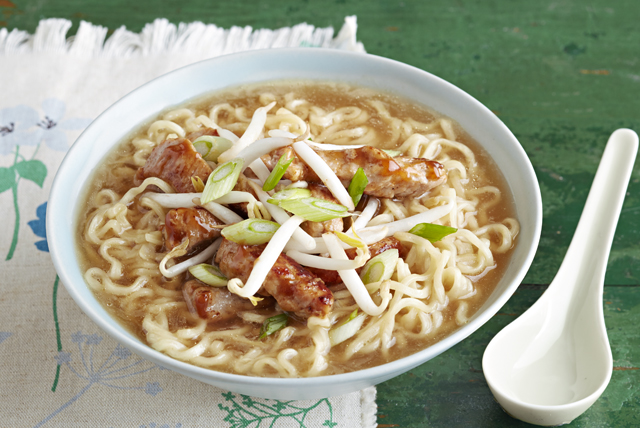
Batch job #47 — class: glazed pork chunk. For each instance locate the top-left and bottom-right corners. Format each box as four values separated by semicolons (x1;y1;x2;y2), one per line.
215;238;334;319
262;145;446;199
182;280;261;322
163;207;223;254
134;137;212;193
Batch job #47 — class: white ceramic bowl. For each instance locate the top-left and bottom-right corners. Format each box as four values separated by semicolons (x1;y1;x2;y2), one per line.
47;48;542;400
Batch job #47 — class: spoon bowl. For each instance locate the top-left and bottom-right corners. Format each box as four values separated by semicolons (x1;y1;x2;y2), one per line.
483;128;639;426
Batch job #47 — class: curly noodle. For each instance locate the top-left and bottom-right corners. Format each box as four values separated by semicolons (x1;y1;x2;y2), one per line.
78;82;519;377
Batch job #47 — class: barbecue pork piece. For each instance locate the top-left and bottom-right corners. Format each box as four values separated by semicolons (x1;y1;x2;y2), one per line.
215;239;334;319
134;138;212;192
163;207;222;255
182;279;258;322
135;127;256;206
262;145;446;199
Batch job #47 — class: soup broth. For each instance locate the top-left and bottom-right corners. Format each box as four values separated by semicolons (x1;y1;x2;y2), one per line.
78;81;518;377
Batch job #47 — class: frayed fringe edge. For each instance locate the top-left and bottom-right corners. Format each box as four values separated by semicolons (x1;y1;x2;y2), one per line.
361;386;378;428
0;16;364;57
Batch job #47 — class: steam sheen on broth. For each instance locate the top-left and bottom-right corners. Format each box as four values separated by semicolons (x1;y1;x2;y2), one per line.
78;81;519;377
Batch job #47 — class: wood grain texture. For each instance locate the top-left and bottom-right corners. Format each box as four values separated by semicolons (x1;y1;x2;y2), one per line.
378;286;640;427
5;0;638;285
3;1;639;426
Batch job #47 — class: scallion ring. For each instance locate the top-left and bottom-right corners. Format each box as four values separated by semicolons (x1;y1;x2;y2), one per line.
193;135;233;162
276;197;350;222
221;218;280;245
409;223;457;243
263;150;294;191
267;188;311;204
188;263;228;287
193;138;212;158
259;313;288;339
360;249;399;284
348;167;368;206
341;309;359;326
329;312;367;346
201;158;244;204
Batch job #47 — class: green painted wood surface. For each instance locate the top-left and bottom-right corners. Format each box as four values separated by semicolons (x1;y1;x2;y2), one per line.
378;285;640;427
4;1;639;426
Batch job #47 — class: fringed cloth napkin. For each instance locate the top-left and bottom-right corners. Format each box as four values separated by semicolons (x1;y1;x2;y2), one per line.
0;16;377;428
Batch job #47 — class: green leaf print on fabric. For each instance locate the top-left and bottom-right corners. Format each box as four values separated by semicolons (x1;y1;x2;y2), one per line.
1;147;47;260
219;391;336;427
15;159;47;187
1;99;90;260
0;166;14;193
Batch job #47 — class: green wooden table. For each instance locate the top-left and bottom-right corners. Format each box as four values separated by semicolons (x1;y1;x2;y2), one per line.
4;1;639;426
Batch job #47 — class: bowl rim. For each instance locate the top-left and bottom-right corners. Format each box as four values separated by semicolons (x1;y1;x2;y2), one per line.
47;47;542;397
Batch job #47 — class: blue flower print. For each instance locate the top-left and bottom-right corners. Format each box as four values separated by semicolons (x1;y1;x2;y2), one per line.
36;333;164;428
85;333;103;345
0;332;12;346
0;104;43;155
71;330;85;343
54;351;72;365
2;100;91;261
37;98;92;152
28;202;48;252
144;382;163;397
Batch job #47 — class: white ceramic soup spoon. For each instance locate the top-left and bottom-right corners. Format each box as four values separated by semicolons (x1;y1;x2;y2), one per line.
482;128;639;426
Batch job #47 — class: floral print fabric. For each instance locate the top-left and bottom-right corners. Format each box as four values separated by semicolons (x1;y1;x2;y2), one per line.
0;18;375;428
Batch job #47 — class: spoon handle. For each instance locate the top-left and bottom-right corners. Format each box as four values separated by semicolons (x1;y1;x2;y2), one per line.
558;129;638;284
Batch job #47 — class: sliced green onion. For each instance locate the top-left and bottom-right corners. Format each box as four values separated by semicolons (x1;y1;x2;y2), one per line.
193;138;212;158
360;249;399;284
201;158;244;204
188;263;228;287
409;223;457;242
193;135;233;162
348;167;368;206
191;176;205;192
276;197;350;222
329;312;367;346
267;188;311;204
382;149;402;157
259;313;288;339
263;151;294;191
221;218;280;245
341;309;359;326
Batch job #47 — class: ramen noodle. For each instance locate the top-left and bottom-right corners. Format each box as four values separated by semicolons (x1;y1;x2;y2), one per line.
78;81;519;377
